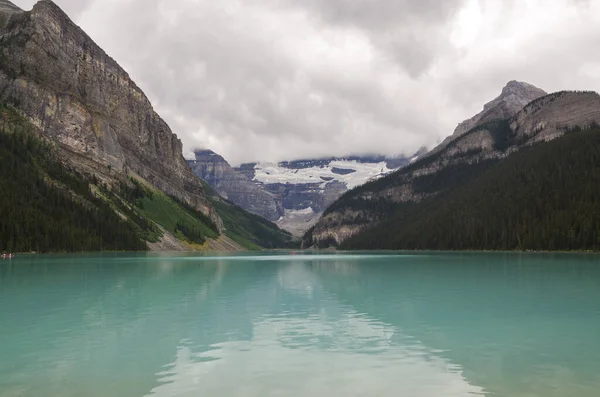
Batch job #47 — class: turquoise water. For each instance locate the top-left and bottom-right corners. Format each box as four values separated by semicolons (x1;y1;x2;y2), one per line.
1;252;600;397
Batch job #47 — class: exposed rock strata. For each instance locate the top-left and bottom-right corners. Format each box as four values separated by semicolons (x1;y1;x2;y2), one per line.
307;83;600;247
188;150;283;221
0;0;217;223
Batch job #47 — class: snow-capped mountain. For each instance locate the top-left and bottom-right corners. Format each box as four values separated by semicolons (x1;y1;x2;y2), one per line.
234;152;425;236
251;160;395;189
189;150;425;236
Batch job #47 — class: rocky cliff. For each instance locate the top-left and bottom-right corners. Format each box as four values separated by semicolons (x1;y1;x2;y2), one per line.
0;0;216;220
428;81;547;158
189;147;420;236
188;150;284;221
236;154;420;236
453;80;546;137
305;82;600;247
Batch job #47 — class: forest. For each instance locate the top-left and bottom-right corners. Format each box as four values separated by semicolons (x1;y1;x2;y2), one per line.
0;106;147;252
341;128;600;251
0;105;294;252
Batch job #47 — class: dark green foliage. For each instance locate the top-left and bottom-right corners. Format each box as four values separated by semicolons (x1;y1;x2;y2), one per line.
169;194;219;234
175;222;206;245
199;180;297;249
342;128;600;251
412;159;498;195
302;226;337;249
100;180;162;243
0;106;147;252
465;119;512;151
133;184;219;245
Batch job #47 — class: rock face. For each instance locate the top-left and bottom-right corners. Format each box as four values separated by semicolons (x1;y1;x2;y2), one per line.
0;0;20;14
190;150;421;236
235;154;420;236
511;91;600;143
453;81;547;138
427;81;547;159
188;150;284;221
0;0;216;220
305;82;600;247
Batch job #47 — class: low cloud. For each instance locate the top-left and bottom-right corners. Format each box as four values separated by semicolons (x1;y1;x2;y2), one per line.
13;0;600;164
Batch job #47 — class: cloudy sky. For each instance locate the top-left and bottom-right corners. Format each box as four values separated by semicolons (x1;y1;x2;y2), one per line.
14;0;600;164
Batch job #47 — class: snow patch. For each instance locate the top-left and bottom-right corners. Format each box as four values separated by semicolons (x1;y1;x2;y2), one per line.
253;160;397;190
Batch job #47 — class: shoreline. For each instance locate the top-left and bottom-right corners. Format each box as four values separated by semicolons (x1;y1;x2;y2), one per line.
4;248;600;256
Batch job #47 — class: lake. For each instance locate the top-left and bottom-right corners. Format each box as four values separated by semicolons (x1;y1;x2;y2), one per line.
1;252;600;396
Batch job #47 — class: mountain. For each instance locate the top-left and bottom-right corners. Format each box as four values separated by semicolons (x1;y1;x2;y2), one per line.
197;178;295;249
340;127;600;251
0;1;214;216
452;80;546;138
241;153;425;236
303;82;600;249
0;0;291;252
425;80;547;159
188;150;284;221
190;149;424;237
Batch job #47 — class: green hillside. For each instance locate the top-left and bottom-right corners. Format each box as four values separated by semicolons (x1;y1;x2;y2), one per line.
339;128;600;251
198;180;297;250
0;105;296;252
0;105;147;252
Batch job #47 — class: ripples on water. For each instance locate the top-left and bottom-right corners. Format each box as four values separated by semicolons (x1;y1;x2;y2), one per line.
1;252;599;396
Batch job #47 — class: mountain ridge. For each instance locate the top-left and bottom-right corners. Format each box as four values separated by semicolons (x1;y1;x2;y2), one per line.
0;0;294;251
0;0;215;219
304;82;600;248
189;150;284;221
190;148;423;236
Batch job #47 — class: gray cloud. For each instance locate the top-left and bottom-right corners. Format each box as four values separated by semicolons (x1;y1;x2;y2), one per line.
12;0;600;164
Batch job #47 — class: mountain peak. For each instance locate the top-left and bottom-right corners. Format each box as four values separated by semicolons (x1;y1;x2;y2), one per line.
0;0;21;12
193;149;226;163
453;80;547;137
504;80;537;90
498;80;546;103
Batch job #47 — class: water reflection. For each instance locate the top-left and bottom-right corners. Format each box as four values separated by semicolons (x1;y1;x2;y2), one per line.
148;261;483;397
1;253;600;397
310;253;600;397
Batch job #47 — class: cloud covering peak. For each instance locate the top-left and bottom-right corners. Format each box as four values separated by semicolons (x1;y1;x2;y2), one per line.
13;0;600;164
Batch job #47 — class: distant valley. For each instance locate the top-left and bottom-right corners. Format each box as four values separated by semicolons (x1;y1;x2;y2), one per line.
303;81;600;251
1;1;600;254
189;150;425;236
0;0;293;252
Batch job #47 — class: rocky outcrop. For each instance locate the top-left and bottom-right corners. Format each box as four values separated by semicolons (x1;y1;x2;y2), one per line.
512;91;600;143
305;83;600;247
428;81;546;158
234;154;417;235
0;0;20;15
453;81;547;138
188;150;284;221
0;0;216;221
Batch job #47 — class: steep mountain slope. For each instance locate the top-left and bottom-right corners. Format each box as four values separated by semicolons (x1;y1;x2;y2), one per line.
191;150;423;236
188;150;283;221
304;82;600;248
0;0;214;216
0;105;147;252
451;80;546;139
197;179;296;249
340;127;600;251
0;1;290;251
239;153;423;235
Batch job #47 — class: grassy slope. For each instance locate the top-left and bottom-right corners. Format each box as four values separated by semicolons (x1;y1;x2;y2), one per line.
0;103;297;251
0;105;222;252
199;180;296;249
342;128;600;251
0;106;147;252
136;187;219;244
